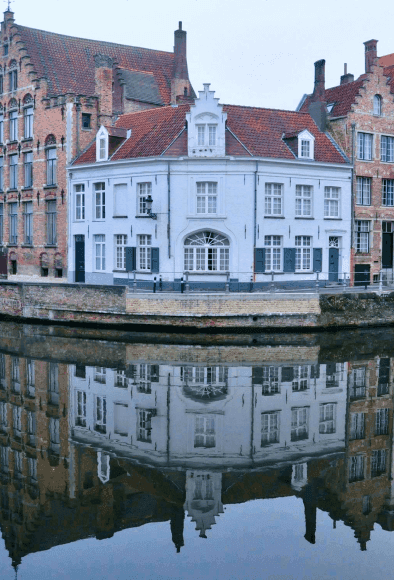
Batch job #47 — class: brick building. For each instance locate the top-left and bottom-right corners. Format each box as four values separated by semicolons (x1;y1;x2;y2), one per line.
298;41;394;285
0;9;193;278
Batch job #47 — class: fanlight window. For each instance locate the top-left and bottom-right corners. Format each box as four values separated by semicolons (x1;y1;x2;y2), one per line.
184;231;229;272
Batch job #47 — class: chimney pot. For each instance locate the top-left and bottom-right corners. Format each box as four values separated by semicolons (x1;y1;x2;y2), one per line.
344;63;347;75
179;21;182;30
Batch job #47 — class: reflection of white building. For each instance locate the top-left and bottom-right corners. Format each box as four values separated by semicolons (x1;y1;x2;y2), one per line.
184;471;223;538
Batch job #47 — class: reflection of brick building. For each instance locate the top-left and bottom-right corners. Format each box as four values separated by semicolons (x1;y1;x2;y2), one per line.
0;9;192;278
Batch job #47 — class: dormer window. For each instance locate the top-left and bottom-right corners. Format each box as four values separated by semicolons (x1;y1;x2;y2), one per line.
186;85;226;157
209;126;216;146
327;103;335;113
99;138;106;159
197;125;205;146
96;126;109;162
297;130;315;160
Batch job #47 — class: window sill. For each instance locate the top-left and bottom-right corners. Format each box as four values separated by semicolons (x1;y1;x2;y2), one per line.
184;271;229;276
22;187;33;192
264;215;285;219
113;215;128;219
7;244;18;247
21;244;33;248
8;140;18;145
7;189;18;193
113;269;127;273
355;253;371;256
187;215;227;219
324;217;342;220
294;270;314;274
357;158;373;162
44;244;57;248
43;184;58;189
356;204;371;207
260;271;285;275
135;215;153;219
81;127;92;132
21;138;33;143
295;216;314;220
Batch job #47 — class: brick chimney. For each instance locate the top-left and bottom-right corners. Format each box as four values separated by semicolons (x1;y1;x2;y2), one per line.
308;59;326;131
171;22;191;104
340;63;354;85
94;54;114;126
364;39;378;73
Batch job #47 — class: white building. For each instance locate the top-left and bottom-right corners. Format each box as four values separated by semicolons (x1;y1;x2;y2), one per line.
68;85;352;290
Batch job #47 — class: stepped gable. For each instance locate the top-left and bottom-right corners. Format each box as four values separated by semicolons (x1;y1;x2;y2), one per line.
13;25;175;103
223;105;347;163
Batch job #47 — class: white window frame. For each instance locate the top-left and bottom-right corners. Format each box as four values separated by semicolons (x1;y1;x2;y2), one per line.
75;184;85;220
76;390;87;427
137;409;153;443
375;408;389;436
373;95;382;116
295;236;312;271
196;182;218;214
356;177;371;205
261;411;280;446
291;407;309;442
324;186;340;218
94;234;106;271
24;106;33;139
355;220;370;253
9;109;18;141
357;132;373;160
115;234;127;270
184;231;229;272
295;185;312;217
381;135;394;162
382;179;394;206
96;126;109;162
194;415;215;449
264;183;283;216
319;403;336;434
94;182;105;220
350;412;365;440
137;234;152;271
137;182;151;216
46;147;57;186
371;449;386;477
264;235;282;272
297;130;315;159
95;396;107;434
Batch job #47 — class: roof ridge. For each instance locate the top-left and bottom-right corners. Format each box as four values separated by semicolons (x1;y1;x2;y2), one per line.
117;104;189;124
223;103;311;115
15;24;174;57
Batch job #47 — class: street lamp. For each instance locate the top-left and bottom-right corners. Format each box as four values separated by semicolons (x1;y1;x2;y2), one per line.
144;194;157;219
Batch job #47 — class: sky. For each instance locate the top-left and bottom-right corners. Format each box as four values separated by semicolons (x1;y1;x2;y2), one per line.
6;0;394;110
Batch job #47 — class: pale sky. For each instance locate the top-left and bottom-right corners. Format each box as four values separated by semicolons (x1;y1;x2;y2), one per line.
8;0;394;110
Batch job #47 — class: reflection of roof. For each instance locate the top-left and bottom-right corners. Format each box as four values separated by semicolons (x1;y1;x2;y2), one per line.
182;385;228;403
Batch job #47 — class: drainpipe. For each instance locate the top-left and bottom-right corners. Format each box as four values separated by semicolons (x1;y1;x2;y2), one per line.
351;122;356;281
167;163;171;260
253;162;258;281
75;99;81;156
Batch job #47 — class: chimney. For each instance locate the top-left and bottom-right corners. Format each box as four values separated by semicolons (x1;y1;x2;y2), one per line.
364;39;378;73
340;63;355;85
308;59;326;131
94;54;114;126
171;22;191;104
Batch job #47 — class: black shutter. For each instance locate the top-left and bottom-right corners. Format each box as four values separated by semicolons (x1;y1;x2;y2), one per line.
125;247;136;271
283;248;296;273
281;366;294;382
326;362;337;376
151;247;159;273
252;367;263;385
310;364;320;379
126;364;137;381
313;248;322;273
150;365;160;382
255;248;265;273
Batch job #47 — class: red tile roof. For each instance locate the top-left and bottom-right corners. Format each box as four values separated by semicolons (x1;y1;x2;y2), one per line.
380;54;394;67
73;103;347;165
299;79;365;118
14;25;175;103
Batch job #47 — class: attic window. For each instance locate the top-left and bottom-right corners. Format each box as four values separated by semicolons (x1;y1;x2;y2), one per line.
297;131;314;160
301;140;310;158
82;113;91;129
99;138;106;159
373;95;382;116
327;103;335;113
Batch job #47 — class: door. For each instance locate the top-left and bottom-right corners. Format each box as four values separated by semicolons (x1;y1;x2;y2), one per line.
328;237;339;282
354;264;370;286
382;233;393;268
0;248;7;279
75;235;85;283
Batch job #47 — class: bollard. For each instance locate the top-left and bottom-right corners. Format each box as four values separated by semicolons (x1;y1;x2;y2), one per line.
180;276;184;294
185;272;190;293
133;271;137;292
250;276;253;293
379;271;383;293
153;276;156;293
225;272;230;293
159;275;163;292
315;271;319;292
270;271;275;293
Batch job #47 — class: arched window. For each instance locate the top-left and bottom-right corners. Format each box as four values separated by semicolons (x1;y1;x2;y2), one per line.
45;135;57;186
9;98;17;141
184;231;229;272
23;94;33;139
8;60;17;92
373;94;382;116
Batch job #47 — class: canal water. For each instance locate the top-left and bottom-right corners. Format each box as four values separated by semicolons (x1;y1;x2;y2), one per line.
0;322;394;579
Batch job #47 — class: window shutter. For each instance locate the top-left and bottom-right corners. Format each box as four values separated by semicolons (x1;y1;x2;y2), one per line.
255;248;265;273
151;247;159;273
281;366;294;382
125;247;136;271
283;248;296;272
252;367;263;385
126;364;137;380
150;365;160;382
313;248;322;272
310;364;320;379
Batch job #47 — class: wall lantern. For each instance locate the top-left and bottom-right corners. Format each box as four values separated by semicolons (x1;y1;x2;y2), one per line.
144;194;157;219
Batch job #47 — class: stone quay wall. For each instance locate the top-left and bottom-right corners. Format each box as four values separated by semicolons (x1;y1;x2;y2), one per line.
1;281;394;331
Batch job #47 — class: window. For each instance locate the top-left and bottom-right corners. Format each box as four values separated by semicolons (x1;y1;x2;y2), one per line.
355;221;370;253
325;362;344;388
356;177;371;205
24;152;33;188
48;363;59;405
0;204;2;246
324;187;340;217
75;184;85;220
11;357;20;392
184;231;229;272
82;113;91;129
381;135;394;162
209;125;216;146
26;410;36;447
9;202;17;244
137;234;151;271
295;185;312;217
261;366;280;395
0;446;8;473
46;200;57;245
350;413;365;439
27;456;37;484
194;416;215;448
350;367;367;398
2;44;7;56
319;403;336;434
291;407;309;442
137;182;151;215
349;455;365;482
382;179;394;206
46;148;57;185
0;402;7;432
373;95;382;116
261;411;280;446
264;235;282;271
115;234;127;270
75;364;86;379
371;449;386;477
76;391;87;427
9;67;17;91
14;450;22;477
196;182;217;214
49;417;60;454
265;183;283;216
9;154;17;189
94;234;106;270
300;139;311;158
375;408;389;435
378;358;390;396
196;124;217;147
0;158;3;193
357;133;373;160
23;201;33;245
99;137;106;160
137;409;153;443
94;182;105;219
295;236;312;270
24;106;33;139
0;76;2;95
116;370;128;388
9;110;18;141
94;367;106;384
362;495;372;515
197;125;205;146
12;406;21;438
95;396;107;434
0;113;3;144
114;403;129;436
26;359;35;397
292;365;309;391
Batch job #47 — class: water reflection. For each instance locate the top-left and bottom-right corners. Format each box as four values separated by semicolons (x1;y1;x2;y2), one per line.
0;333;393;572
